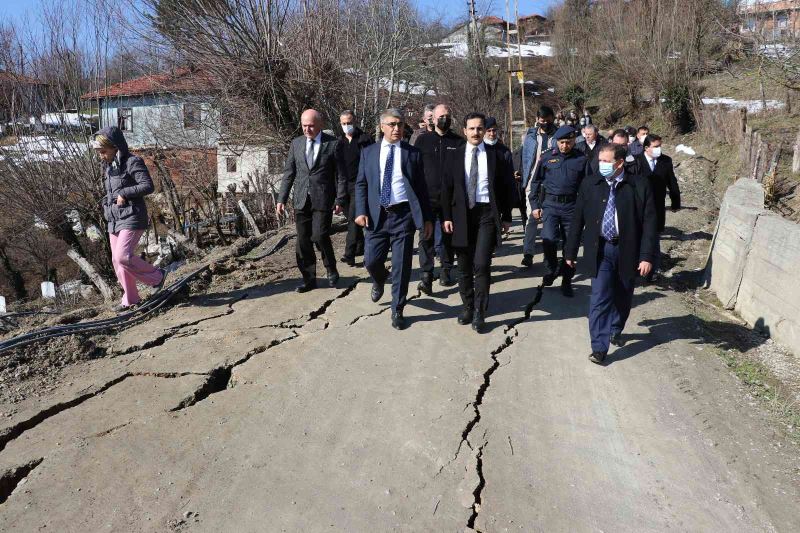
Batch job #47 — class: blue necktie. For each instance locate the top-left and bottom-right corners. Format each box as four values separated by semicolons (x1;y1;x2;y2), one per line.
601;180;618;240
380;144;395;208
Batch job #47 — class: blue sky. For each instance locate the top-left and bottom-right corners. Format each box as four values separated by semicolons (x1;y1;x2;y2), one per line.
418;0;561;23
1;0;562;28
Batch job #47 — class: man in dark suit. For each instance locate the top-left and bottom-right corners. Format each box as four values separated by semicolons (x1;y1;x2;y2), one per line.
355;108;433;330
635;134;681;281
565;143;657;364
277;109;346;292
576;124;606;176
335;110;374;266
442;112;514;333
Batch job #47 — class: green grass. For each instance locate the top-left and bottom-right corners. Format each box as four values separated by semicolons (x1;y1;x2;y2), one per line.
717;347;800;444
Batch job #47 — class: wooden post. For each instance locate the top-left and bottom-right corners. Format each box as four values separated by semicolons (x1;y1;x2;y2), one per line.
66;248;115;302
792;130;800;175
238;199;262;237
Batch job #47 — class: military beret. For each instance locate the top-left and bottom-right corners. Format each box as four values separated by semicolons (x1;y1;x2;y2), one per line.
554;125;577;140
485;116;498;129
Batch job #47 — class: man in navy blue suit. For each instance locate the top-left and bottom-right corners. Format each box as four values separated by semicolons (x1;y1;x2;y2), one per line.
355;108;434;330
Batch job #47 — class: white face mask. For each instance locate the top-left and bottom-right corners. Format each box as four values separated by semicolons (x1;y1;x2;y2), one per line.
628;136;635;144
651;147;662;158
342;124;354;135
484;137;497;145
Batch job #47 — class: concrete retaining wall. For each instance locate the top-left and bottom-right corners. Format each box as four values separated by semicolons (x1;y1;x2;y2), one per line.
707;179;800;355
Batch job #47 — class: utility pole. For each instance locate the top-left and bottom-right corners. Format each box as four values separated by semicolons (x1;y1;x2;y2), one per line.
505;0;528;151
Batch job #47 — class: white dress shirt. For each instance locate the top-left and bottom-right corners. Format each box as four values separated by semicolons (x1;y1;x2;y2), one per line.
305;132;322;167
645;154;657;172
464;142;490;204
379;140;408;205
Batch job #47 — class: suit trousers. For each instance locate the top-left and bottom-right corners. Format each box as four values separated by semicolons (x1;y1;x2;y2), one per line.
344;184;365;260
364;203;416;313
456;204;496;315
294;195;336;281
589;240;635;353
541;202;575;280
419;205;453;275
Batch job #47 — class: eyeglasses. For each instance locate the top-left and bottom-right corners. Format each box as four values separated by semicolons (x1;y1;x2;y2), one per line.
382;122;402;129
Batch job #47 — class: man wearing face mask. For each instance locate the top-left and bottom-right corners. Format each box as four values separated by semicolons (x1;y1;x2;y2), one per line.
530;125;588;297
635;134;680;281
413;103;465;293
484;117;518;234
564;144;657;364
629;125;649;157
335;110;374;267
410;103;436;145
519;106;557;267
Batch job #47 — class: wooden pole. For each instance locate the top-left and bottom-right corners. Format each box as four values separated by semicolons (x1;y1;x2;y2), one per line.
66;249;114;302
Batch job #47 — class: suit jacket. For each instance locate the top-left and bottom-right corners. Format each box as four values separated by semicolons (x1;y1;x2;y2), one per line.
634;153;680;232
278;132;345;210
565;172;658;281
355;141;433;230
441;143;515;249
576;138;607;177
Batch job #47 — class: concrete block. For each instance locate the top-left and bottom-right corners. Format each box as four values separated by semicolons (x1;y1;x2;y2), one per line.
708;179;764;308
735;214;800;355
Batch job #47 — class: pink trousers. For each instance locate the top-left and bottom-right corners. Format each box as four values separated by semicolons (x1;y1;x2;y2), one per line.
109;230;163;306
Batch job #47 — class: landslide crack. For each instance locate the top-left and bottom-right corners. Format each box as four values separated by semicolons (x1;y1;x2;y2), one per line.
0;457;43;504
0;374;132;453
171;330;301;410
308;279;361;321
466;445;486;530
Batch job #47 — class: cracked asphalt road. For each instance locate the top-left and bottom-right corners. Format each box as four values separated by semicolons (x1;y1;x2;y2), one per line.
1;226;799;532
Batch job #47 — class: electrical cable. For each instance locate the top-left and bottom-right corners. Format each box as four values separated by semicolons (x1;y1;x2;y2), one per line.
0;265;210;355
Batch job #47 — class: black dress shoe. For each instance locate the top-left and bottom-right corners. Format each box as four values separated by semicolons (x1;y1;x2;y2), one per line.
588;351;607;364
340;256;355;267
439;268;456;287
542;271;558;287
371;281;384;303
560;281;574;297
458;307;474;325
296;280;317;293
471;312;486;333
521;254;533;267
327;270;340;288
391;310;406;330
417;273;433;296
610;333;625;347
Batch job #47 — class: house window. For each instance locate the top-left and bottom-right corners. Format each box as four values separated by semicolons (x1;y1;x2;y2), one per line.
226;156;237;173
184;103;201;128
118;108;133;131
776;13;789;29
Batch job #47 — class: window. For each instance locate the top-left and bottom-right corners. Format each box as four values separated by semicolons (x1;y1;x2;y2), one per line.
184;103;201;128
776;13;789;29
118;108;133;131
226;156;237;173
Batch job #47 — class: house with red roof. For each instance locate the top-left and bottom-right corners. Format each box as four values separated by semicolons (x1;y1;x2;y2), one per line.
81;67;220;150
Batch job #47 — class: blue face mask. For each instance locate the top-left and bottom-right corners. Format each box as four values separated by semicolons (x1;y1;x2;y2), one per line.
599;161;616;178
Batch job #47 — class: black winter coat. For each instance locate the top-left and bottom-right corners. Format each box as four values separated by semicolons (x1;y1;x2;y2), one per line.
634;153;681;232
565;172;658;281
441;144;515;249
413;129;465;209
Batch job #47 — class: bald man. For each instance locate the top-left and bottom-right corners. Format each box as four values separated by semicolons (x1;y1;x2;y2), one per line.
277;109;347;292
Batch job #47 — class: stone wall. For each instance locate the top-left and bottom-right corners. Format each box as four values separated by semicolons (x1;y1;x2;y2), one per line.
706;179;800;355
